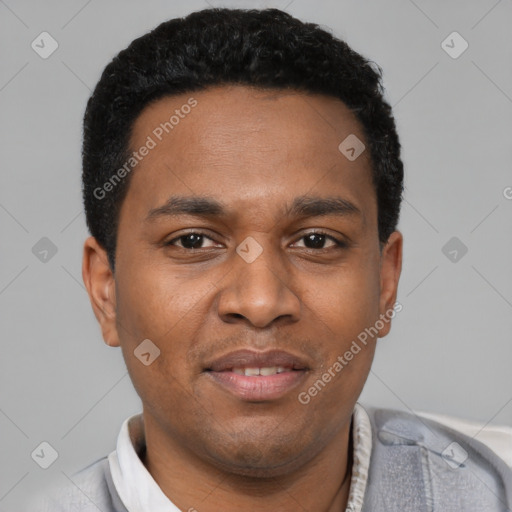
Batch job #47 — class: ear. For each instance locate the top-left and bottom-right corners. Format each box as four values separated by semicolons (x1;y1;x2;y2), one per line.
377;230;403;338
82;236;120;347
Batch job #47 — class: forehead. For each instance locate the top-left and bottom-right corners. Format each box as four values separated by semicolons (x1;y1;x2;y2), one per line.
121;85;376;229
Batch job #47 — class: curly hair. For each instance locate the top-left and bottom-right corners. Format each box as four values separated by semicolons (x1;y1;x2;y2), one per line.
82;7;404;271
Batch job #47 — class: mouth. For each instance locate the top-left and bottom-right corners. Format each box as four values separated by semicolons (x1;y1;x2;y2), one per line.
204;349;309;402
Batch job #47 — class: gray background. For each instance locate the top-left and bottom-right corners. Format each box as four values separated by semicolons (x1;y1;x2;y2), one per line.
1;0;511;508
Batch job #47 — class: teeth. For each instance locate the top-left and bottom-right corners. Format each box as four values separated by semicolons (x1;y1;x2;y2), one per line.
231;366;289;376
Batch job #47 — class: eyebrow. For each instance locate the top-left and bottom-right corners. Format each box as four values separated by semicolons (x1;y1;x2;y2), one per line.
145;194;362;222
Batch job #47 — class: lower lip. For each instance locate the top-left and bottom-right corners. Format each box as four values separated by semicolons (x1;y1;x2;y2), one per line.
207;370;307;401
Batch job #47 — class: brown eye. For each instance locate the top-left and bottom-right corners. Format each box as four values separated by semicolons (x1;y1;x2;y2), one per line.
166;232;219;249
293;232;346;250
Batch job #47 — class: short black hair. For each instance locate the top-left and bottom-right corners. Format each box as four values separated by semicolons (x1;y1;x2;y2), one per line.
82;7;404;271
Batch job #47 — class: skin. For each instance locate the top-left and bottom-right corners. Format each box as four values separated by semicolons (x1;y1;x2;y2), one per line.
82;85;402;511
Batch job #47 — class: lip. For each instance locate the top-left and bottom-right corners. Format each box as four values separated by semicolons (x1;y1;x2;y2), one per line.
204;349;310;402
206;349;309;372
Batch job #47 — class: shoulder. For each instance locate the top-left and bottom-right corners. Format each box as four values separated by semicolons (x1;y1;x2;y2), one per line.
28;456;127;512
412;407;512;468
363;404;512;467
359;403;512;510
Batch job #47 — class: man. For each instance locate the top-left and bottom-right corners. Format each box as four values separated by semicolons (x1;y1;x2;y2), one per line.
36;7;511;512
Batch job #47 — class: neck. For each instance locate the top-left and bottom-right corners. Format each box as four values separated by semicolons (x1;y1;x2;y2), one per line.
140;414;354;512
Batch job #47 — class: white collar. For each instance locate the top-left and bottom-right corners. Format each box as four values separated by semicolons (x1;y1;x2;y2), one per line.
108;402;372;512
108;415;175;511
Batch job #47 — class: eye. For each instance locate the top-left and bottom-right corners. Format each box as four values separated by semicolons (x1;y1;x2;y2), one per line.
292;231;346;250
166;232;220;250
165;230;347;251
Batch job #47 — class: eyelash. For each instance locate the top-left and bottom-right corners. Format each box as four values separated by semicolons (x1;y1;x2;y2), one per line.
165;230;347;251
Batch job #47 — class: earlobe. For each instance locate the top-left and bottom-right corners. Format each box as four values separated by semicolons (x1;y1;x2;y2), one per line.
377;230;403;338
82;236;121;347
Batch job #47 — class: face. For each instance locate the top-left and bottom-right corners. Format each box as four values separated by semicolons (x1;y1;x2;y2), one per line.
83;85;402;477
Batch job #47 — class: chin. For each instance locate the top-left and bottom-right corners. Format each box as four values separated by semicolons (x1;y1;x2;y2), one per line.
203;435;316;479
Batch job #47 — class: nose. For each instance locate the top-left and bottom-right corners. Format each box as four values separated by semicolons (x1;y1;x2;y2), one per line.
216;242;301;329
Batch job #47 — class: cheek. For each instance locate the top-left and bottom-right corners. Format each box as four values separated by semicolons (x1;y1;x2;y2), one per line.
298;256;381;403
113;265;206;402
304;258;381;341
301;278;378;418
115;261;208;342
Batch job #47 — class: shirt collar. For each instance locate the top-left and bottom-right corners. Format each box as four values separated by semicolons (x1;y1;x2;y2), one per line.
108;402;372;512
108;415;176;511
